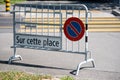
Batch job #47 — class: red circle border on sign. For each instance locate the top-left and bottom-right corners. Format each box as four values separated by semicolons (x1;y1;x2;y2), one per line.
63;17;85;41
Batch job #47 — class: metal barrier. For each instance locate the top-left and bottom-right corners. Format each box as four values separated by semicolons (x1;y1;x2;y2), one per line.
8;3;95;75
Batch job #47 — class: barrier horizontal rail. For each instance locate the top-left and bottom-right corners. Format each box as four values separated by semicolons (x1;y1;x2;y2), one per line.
23;18;120;22
21;20;120;25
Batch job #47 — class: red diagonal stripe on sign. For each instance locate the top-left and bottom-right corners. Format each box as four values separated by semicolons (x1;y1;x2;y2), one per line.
69;22;80;36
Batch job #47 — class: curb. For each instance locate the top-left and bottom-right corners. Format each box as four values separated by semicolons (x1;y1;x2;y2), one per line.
0;12;13;17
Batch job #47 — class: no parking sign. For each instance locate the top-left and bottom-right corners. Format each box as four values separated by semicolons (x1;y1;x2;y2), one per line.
63;17;85;41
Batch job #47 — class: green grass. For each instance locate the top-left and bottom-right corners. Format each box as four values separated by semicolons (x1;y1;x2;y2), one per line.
11;0;26;4
61;76;75;80
0;71;52;80
0;71;75;80
0;0;5;4
0;0;26;4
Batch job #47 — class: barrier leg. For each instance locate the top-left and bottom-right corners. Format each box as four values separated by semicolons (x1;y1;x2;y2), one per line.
8;47;22;64
76;58;95;75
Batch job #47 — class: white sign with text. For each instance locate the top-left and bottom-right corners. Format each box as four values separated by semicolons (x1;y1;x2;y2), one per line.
15;34;61;50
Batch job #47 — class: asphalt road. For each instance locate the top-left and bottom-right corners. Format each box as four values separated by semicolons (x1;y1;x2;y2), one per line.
0;16;13;28
0;30;120;80
0;15;13;33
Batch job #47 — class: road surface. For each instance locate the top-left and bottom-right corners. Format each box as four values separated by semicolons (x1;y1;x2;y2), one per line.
0;30;120;80
0;16;13;28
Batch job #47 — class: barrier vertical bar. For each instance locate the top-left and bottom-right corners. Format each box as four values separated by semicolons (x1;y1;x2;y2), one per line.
30;4;32;34
13;5;16;60
23;5;26;33
47;4;48;35
19;6;21;33
85;7;88;60
76;4;95;75
60;12;62;50
8;5;22;64
72;5;74;52
42;4;43;35
78;7;80;52
36;4;38;34
53;5;55;36
25;4;27;33
65;5;68;51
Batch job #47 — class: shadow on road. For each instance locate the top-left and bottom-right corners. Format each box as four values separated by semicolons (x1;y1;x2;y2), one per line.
0;60;73;70
0;60;95;75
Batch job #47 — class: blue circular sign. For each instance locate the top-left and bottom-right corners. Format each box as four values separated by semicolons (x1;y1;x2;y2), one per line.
64;17;85;41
